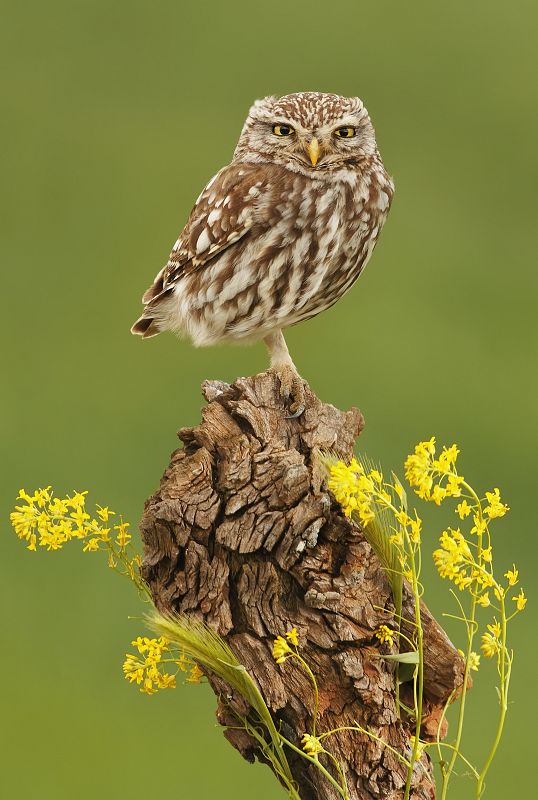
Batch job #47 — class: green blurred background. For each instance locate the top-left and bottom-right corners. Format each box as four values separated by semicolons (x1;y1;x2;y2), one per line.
2;1;536;797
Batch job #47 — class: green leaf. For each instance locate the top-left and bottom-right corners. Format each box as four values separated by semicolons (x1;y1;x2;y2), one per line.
381;650;420;664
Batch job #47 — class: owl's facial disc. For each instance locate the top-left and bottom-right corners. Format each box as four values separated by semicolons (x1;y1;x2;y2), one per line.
233;94;378;173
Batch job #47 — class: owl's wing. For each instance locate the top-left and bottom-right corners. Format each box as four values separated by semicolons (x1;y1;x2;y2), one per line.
139;162;269;309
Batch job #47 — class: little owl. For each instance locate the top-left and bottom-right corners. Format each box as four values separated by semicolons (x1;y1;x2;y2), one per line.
132;92;394;414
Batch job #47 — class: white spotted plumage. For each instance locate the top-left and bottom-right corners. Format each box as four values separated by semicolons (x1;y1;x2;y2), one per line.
132;92;394;411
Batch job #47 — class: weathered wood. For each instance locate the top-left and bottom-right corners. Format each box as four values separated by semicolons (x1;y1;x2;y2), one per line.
140;373;465;799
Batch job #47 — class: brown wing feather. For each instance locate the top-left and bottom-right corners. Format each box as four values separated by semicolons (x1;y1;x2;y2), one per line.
131;163;269;336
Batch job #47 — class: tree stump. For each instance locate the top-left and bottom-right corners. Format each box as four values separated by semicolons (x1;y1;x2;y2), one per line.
140;373;466;799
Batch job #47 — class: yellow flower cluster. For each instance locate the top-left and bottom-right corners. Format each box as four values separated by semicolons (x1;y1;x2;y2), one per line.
404;438;464;504
326;442;526;689
409;735;426;759
302;733;324;756
10;487;129;553
374;624;395;647
484;488;510;519
457;650;481;671
327;455;422;590
11;487;145;591
327;458;381;522
433;528;474;588
123;635;203;694
272;628;299;663
11;488;105;551
123;636;176;694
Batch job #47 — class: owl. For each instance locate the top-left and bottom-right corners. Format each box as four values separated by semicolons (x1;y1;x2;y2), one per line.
132;92;394;414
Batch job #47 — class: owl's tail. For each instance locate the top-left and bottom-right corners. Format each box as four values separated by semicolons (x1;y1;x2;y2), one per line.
131;315;160;338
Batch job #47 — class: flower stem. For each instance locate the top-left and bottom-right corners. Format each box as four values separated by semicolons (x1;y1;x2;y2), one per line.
440;482;482;800
476;596;510;797
403;546;424;800
279;735;348;798
294;653;320;737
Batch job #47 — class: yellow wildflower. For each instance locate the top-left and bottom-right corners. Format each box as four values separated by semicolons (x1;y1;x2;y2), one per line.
98;527;111;542
115;520;131;547
504;565;519;587
409;735;426;759
272;635;293;664
285;628;299;647
175;654;191;672
124;635;176;694
132;636;149;653
48;497;70;516
484;488;509;519
476;593;490;608
453;571;472;591
327;459;376;524
186;664;204;684
445;474;463;498
468;651;480;671
82;537;100;553
302;733;324;756
481;632;500;659
68;491;88;509
157;673;176;689
431;484;447;506
436;444;460;474
513;589;527;611
35;487;52;507
470;514;487;536
456;499;472;519
39;526;68;551
11;487;136;568
123;654;145;684
70;505;90;534
327;459;361;517
390;531;404;546
378;489;392;506
96;505;114;522
395;510;412;527
409;514;422;544
480;546;492;563
374;625;395;646
433;528;471;583
481;620;502;659
474;569;494;589
404;438;436;493
141;677;158;695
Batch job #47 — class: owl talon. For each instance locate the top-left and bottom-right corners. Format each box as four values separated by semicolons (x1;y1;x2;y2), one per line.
285;404;305;420
271;364;306;419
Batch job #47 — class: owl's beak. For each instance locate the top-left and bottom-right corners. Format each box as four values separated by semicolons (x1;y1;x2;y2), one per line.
306;137;320;167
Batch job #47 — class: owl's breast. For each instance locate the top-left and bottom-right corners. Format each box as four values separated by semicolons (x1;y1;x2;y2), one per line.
165;163;392;345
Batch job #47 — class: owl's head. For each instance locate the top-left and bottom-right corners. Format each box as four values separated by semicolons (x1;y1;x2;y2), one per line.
233;92;378;174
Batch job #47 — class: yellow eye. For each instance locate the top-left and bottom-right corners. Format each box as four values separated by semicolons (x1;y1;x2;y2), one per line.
272;124;295;137
334;126;356;138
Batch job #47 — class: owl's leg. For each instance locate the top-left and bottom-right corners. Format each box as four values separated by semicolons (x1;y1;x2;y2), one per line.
263;330;306;417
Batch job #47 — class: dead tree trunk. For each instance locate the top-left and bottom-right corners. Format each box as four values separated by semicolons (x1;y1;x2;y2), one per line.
140;373;466;800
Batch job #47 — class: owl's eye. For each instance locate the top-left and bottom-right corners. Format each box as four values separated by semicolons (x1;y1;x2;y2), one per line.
272;124;295;137
334;126;357;139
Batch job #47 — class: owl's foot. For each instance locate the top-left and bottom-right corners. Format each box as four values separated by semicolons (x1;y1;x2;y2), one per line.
271;364;306;418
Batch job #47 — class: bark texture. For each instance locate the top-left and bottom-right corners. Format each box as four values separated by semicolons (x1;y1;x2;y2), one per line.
140;373;466;799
